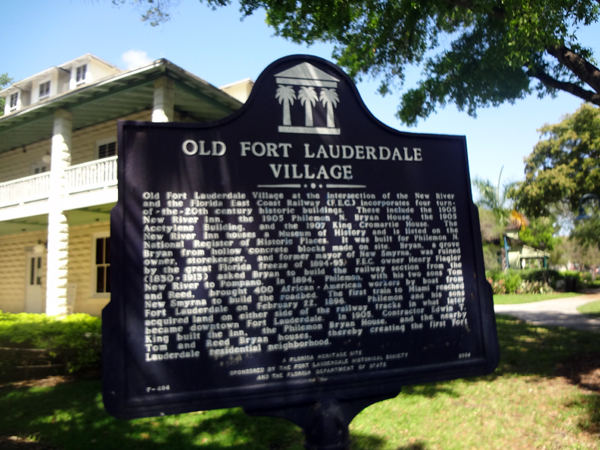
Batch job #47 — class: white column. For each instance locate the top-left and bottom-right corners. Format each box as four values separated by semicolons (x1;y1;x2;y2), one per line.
152;77;175;122
45;109;72;316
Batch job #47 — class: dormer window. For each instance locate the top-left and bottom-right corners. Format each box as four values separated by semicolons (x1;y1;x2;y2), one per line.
39;81;50;99
76;65;87;84
9;92;18;110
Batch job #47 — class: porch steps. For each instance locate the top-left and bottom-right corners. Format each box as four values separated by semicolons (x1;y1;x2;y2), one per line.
0;347;65;382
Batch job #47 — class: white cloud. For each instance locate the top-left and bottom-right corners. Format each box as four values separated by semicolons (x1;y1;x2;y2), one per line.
121;50;153;70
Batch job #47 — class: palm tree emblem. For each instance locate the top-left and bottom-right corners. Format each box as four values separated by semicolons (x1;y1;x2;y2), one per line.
275;85;296;126
274;62;341;135
298;86;319;127
320;88;340;128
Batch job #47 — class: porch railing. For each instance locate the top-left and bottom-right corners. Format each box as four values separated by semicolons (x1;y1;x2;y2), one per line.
66;156;118;194
0;156;119;208
0;172;51;207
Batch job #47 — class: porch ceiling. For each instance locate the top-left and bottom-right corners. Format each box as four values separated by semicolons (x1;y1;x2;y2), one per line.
0;60;242;155
0;214;49;236
67;204;115;227
0;204;116;236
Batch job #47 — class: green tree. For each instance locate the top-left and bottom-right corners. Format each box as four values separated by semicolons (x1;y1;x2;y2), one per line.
472;167;514;224
478;208;504;243
0;73;13;116
571;205;600;250
554;233;600;278
510;103;600;216
116;0;600;125
519;216;559;251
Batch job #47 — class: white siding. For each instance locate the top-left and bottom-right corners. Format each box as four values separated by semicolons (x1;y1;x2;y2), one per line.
0;231;47;313
67;222;111;316
0;110;152;183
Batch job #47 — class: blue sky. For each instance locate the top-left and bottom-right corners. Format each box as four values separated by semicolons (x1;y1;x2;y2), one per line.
2;0;599;194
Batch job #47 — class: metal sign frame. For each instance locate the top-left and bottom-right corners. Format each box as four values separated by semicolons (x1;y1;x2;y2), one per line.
103;55;499;420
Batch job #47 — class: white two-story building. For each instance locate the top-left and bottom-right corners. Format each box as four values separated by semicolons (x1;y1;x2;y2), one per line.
0;54;252;316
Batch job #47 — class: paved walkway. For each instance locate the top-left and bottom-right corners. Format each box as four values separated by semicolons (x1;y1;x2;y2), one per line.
494;293;600;332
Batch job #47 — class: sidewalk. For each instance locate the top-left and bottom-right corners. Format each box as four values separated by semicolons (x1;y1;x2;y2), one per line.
494;293;600;332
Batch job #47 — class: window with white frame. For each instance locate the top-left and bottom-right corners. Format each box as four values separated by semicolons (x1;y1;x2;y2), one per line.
31;161;49;175
9;92;18;110
76;65;87;84
39;81;50;99
93;234;111;295
96;138;117;159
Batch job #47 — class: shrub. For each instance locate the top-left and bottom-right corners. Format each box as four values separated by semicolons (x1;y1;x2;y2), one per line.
487;277;506;294
519;269;562;287
486;269;584;294
580;271;592;283
561;271;583;293
516;280;554;294
504;272;523;293
485;270;521;293
482;246;501;271
0;311;101;374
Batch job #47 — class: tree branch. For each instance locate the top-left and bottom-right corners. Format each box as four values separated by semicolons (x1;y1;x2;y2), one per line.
442;0;506;19
527;66;600;106
546;45;600;94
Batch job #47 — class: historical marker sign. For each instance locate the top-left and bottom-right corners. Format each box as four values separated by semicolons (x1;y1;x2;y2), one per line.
103;55;499;420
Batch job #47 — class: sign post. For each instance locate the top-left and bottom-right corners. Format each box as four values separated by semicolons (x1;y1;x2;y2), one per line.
103;55;499;446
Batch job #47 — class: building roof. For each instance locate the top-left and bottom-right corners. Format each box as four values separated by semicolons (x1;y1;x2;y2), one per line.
0;53;122;96
0;58;243;154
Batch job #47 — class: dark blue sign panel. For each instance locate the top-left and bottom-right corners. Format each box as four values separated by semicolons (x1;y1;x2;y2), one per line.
103;55;498;419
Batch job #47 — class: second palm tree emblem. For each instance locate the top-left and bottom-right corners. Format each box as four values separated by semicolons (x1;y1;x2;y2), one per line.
274;62;341;135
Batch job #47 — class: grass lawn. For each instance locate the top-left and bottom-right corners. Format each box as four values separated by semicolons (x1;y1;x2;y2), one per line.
494;292;582;305
1;316;599;449
577;300;600;318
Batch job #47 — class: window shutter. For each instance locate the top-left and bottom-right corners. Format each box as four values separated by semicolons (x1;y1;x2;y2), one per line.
98;141;117;159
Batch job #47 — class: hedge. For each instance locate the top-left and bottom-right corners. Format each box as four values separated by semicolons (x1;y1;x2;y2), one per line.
0;311;101;381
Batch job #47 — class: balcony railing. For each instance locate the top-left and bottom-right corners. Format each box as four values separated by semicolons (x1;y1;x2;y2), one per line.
66;156;118;194
0;172;51;207
0;156;118;208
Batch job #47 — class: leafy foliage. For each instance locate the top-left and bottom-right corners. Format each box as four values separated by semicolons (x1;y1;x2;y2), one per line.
558;270;585;292
486;271;555;294
0;311;102;374
473;167;515;224
0;73;13;116
487;268;579;293
482;243;502;270
571;210;600;250
511;103;600;216
553;232;600;270
478;209;504;244
112;0;175;26
505;272;524;293
518;216;559;251
115;0;600;125
473;167;525;253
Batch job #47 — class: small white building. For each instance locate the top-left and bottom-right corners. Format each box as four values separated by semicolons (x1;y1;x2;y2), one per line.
0;54;252;316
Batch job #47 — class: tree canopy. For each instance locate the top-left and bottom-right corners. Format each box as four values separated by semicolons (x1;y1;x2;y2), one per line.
0;73;12;117
117;0;600;125
572;211;600;248
472;167;514;224
519;216;558;251
510;102;600;216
